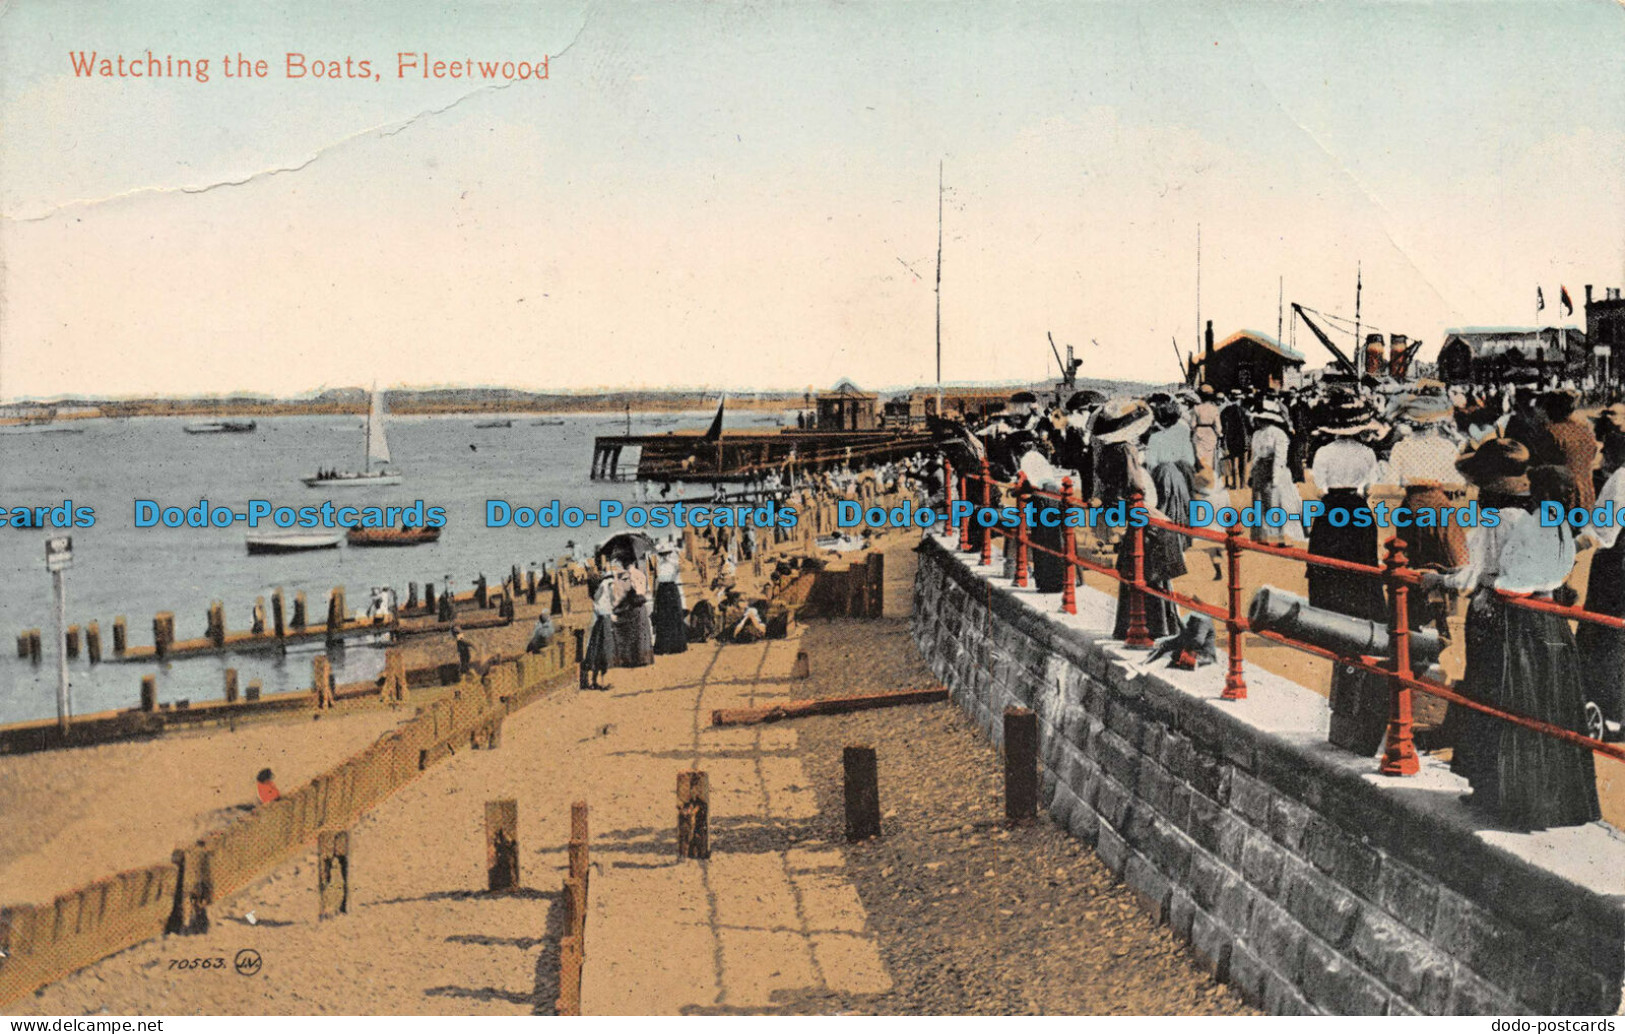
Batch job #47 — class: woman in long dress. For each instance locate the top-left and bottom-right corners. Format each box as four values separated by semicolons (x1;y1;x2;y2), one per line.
1247;400;1305;545
583;575;617;689
613;563;655;668
1306;393;1389;755
1426;451;1600;829
1575;430;1625;739
652;545;688;655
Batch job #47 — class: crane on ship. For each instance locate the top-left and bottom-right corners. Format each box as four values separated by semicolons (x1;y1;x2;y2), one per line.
1290;303;1360;379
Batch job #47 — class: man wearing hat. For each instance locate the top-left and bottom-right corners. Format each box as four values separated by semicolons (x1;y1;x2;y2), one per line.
1219;391;1250;489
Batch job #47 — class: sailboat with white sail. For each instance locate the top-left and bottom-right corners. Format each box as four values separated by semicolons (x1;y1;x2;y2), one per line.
303;387;402;487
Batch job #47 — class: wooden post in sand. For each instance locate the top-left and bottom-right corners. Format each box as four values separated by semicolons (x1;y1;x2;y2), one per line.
15;631;27;659
843;745;881;841
140;675;158;713
485;799;520;892
291;592;307;632
86;621;101;664
271;589;286;641
112;616;127;657
245;679;262;702
422;582;436;616
317;830;350;918
223;668;239;704
791;649;810;680
326;588;346;647
313;655;334;708
676;770;710;860
65;624;80;660
1004;707;1038;823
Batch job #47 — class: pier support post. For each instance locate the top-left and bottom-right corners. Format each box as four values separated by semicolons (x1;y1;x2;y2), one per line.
65;625;80;660
86;621;101;664
1004;707;1038;823
485;799;520;892
526;570;537;605
113;617;127;657
153;613;174;660
224;668;239;704
140;675;158;713
676;770;710;860
843;745;881;841
317;830;350;919
207;602;226;649
550;581;564;617
406;582;419;612
326;588;346;647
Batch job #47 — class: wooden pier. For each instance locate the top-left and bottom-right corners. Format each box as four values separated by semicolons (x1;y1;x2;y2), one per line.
589;428;934;482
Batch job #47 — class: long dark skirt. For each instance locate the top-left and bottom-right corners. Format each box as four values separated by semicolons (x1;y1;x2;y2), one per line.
614;604;654;667
1451;591;1600;830
653;582;688;655
1577;543;1625;732
1310;489;1389;754
1114;495;1188;642
584;614;615;675
1031;494;1067;593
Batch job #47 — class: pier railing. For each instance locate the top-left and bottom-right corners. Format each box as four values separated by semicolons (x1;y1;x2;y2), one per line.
950;456;1625;778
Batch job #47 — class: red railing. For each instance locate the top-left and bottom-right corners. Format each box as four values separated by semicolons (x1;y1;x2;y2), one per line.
949;458;1625;776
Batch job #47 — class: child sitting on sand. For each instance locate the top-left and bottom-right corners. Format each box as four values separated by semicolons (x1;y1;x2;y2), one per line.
256;768;280;805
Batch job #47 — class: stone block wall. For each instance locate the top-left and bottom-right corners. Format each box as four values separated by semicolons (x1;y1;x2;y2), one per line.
912;536;1625;1015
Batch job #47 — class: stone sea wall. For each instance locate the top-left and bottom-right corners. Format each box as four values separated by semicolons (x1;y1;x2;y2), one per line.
912;535;1625;1015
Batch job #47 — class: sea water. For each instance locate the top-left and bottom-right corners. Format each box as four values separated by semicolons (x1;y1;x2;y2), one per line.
0;411;723;724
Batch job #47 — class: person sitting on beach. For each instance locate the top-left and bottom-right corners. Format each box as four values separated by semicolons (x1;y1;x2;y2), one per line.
256;768;280;805
731;601;768;643
525;613;555;653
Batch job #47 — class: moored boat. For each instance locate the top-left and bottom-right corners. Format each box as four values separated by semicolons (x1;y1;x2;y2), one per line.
475;419;513;429
346;524;442;547
245;531;343;554
184;420;257;434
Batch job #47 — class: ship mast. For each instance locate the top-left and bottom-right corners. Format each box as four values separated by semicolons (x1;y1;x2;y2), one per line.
935;159;944;414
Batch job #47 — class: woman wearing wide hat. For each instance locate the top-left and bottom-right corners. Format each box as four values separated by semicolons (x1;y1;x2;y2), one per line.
1092;398;1185;641
1423;447;1599;829
1387;399;1470;640
1307;390;1390;754
1575;431;1625;742
1246;398;1304;544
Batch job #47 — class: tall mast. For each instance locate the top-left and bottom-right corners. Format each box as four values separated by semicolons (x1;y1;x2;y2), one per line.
1195;224;1201;367
1277;276;1283;345
935;160;944;414
1354;262;1363;374
364;383;374;469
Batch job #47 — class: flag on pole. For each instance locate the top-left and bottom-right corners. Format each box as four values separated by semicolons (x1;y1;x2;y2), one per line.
1537;286;1546;312
1561;286;1574;316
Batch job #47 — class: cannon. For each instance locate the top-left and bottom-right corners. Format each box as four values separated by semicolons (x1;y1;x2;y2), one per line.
1247;587;1442;675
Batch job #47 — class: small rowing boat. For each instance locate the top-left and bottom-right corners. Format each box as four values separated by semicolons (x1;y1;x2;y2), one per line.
346;524;441;548
245;531;343;555
475;419;513;429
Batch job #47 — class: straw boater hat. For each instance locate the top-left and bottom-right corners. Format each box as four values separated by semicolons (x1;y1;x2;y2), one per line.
1198;383;1217;398
1455;437;1530;496
1091;397;1155;444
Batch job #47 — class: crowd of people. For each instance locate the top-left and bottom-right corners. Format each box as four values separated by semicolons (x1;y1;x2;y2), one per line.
953;378;1622;831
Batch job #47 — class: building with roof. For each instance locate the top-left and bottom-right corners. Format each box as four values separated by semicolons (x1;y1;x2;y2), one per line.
1190;330;1305;394
1586;285;1625;385
1435;326;1586;386
814;379;879;431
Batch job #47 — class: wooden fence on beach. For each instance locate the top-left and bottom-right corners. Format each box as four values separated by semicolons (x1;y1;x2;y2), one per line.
0;641;577;1006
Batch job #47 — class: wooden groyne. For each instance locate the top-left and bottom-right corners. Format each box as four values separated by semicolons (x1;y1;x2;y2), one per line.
0;641;579;1005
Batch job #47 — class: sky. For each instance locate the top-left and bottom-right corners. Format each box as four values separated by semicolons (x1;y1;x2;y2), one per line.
1;0;1622;400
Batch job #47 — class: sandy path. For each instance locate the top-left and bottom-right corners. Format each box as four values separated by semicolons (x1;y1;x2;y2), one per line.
0;708;410;905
